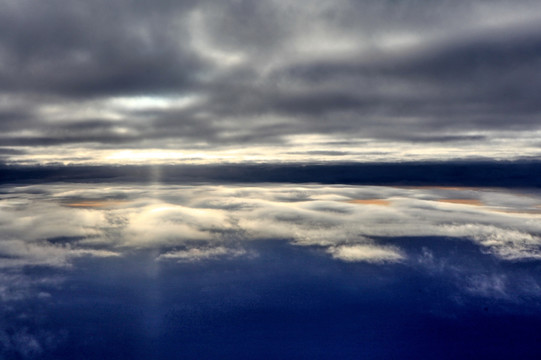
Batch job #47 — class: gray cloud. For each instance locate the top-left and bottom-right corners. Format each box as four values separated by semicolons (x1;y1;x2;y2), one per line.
0;0;204;96
1;0;541;162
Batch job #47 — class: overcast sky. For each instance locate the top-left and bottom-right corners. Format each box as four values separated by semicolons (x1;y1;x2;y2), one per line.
1;0;541;165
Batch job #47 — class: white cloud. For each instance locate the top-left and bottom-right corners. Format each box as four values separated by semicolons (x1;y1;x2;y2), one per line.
447;224;541;261
328;244;404;263
1;183;541;269
157;246;247;262
0;239;120;269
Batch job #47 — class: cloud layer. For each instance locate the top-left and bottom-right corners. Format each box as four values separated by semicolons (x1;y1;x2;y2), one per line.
2;183;541;268
1;0;541;164
1;182;541;358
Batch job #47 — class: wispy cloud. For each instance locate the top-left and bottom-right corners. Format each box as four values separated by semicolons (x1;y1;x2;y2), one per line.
157;246;247;262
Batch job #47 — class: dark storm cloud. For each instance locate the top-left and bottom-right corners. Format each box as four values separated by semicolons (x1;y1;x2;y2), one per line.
1;0;541;157
0;148;25;155
248;23;541;136
0;148;26;162
0;0;204;96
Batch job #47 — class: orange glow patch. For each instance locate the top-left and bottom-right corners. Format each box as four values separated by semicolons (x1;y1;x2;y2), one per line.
346;199;391;206
63;200;126;208
437;199;483;206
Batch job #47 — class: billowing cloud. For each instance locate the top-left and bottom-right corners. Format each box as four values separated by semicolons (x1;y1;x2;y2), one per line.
1;0;541;164
2;183;541;269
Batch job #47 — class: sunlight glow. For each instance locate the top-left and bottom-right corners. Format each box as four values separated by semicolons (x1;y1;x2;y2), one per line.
105;150;234;163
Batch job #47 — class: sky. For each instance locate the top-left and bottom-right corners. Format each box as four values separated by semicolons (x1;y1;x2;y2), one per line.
2;3;541;357
2;0;541;165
